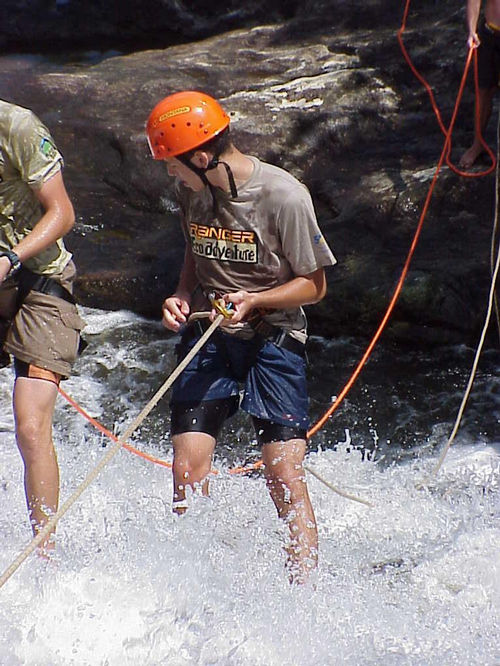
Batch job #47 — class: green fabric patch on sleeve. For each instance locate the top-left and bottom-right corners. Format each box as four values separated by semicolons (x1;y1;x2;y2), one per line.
39;137;57;159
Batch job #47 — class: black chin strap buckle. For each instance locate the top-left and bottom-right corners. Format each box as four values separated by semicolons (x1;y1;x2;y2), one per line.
178;152;238;210
207;157;238;198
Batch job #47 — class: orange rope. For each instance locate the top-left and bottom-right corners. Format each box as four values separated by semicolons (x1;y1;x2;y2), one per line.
306;3;497;437
397;0;496;177
59;387;172;469
59;0;494;475
307;23;484;438
59;386;262;475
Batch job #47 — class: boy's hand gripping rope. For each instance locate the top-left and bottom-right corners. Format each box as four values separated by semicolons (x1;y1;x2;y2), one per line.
207;291;235;319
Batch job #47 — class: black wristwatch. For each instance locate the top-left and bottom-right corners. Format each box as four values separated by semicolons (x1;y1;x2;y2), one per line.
0;250;21;276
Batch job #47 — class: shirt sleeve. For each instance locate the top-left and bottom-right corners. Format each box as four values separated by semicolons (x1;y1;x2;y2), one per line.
8;110;63;188
277;185;337;276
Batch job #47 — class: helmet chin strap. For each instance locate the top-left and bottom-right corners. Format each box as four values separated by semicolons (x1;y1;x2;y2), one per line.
177;153;238;199
177;153;210;188
206;157;238;198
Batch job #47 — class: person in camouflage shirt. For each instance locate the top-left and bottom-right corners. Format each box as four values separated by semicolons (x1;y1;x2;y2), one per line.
0;100;84;556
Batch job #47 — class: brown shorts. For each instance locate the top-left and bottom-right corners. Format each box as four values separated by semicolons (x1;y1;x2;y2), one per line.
0;261;86;378
15;359;62;385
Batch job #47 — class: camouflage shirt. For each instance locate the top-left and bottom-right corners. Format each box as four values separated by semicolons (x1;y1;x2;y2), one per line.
0;100;72;275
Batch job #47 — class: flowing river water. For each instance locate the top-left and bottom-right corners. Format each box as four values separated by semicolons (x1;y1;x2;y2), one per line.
1;307;499;665
0;34;499;664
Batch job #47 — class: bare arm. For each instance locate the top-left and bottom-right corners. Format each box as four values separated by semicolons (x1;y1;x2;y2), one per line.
222;267;327;326
162;244;199;331
467;0;482;47
0;170;75;281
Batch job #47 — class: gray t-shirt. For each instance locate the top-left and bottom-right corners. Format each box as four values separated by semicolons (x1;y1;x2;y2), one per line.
176;155;336;338
0;100;72;275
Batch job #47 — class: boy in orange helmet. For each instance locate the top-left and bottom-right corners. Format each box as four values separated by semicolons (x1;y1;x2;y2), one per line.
147;91;336;583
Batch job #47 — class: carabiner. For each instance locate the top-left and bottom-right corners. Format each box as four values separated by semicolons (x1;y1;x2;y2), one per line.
208;292;234;319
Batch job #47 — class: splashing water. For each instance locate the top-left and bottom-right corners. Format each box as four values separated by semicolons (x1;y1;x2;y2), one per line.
0;308;499;665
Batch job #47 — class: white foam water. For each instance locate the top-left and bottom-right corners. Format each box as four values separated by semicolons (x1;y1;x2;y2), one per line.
0;309;499;665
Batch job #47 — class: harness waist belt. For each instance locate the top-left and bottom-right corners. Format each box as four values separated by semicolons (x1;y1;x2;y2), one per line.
190;318;306;357
18;268;76;305
266;327;306;357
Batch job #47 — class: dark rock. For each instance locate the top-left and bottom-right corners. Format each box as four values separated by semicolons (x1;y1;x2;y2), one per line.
0;1;299;53
0;0;497;346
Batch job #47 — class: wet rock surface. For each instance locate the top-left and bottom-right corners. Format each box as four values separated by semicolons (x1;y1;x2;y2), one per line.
0;0;496;345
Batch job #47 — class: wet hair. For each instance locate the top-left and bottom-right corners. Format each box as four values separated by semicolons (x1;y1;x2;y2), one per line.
202;126;232;155
183;126;232;161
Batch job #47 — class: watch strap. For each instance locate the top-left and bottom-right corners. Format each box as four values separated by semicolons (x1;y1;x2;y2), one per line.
0;250;21;274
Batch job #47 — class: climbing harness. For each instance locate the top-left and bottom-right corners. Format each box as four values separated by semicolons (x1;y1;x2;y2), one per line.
2;266;87;356
16;267;77;306
206;293;307;357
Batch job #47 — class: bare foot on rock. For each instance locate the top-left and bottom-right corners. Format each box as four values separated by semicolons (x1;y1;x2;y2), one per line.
459;143;484;169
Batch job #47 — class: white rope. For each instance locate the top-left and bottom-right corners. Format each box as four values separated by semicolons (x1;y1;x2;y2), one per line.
491;107;500;343
428;142;500;480
304;464;374;507
0;314;224;589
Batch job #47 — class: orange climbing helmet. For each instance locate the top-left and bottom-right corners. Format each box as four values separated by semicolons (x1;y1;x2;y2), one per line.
146;90;230;160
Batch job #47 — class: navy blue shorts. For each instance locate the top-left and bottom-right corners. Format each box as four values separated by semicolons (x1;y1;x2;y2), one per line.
170;327;309;440
478;23;500;89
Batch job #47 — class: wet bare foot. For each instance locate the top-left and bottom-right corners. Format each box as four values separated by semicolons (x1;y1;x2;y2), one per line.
285;545;318;585
459;144;484;169
36;543;55;561
35;531;56;561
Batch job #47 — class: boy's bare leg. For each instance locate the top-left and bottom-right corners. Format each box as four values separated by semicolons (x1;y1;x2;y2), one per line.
13;376;59;556
172;432;215;514
460;86;496;168
262;438;318;584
